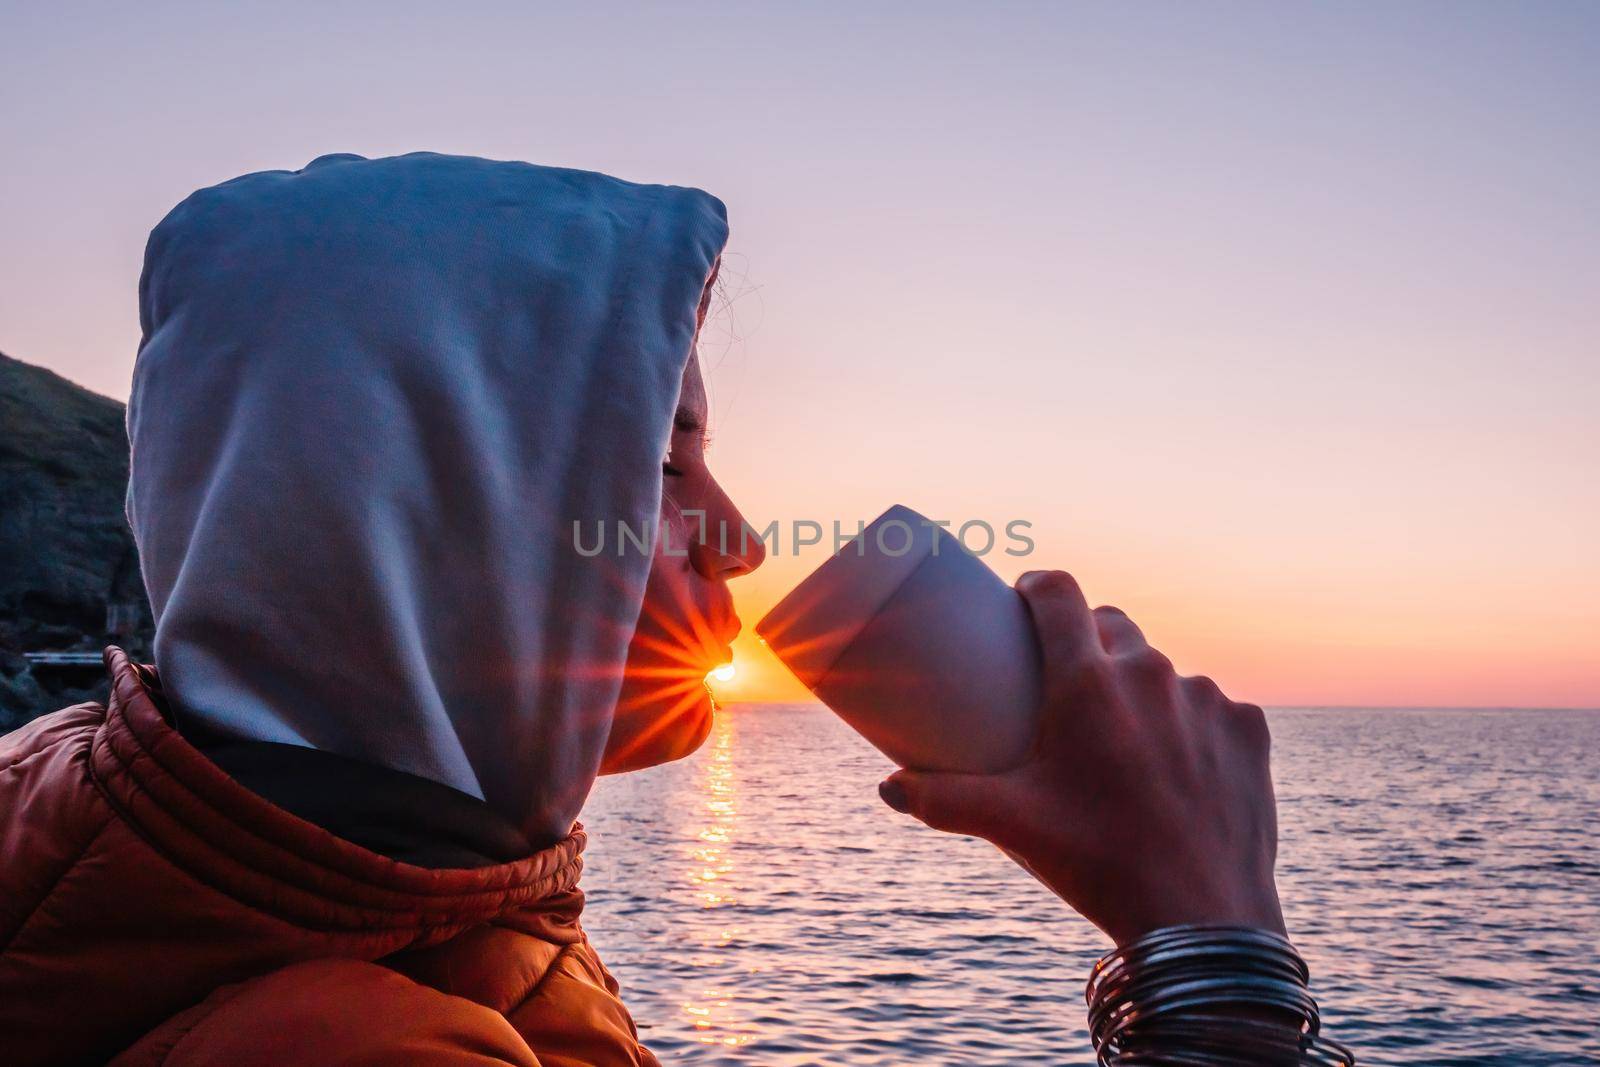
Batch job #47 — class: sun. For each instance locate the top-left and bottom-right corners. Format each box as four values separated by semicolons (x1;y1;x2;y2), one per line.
707;662;736;684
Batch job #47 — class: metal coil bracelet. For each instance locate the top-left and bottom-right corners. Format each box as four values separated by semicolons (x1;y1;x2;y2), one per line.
1085;925;1356;1066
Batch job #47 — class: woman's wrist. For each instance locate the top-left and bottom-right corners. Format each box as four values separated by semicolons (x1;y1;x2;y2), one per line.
1091;875;1288;949
1084;924;1355;1066
1015;837;1287;948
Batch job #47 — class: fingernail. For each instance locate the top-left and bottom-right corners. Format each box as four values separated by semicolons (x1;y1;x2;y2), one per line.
878;778;909;813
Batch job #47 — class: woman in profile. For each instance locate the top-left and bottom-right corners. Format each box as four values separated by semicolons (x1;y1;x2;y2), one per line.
0;153;1347;1065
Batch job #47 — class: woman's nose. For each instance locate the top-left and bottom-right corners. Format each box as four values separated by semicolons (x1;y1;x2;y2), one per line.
689;487;765;581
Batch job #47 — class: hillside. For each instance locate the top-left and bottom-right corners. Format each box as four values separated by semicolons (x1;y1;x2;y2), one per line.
0;352;152;727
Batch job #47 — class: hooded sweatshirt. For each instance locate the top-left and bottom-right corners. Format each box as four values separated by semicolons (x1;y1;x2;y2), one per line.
127;152;729;845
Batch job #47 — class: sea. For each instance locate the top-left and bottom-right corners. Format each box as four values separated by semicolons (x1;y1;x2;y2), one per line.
583;704;1600;1066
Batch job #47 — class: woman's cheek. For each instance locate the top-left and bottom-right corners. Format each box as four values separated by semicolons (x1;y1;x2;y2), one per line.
657;493;691;555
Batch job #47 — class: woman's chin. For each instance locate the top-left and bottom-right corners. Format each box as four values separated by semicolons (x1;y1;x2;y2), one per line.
598;682;715;774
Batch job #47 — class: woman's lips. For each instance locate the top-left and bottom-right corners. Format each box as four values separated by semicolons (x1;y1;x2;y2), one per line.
713;620;740;664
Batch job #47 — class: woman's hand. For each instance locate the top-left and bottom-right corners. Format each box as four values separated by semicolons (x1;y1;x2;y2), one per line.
878;570;1284;946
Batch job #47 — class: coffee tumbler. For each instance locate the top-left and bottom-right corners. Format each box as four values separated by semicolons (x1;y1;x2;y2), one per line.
756;505;1042;772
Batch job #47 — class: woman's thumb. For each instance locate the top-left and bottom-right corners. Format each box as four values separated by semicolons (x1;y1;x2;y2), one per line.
879;769;1016;842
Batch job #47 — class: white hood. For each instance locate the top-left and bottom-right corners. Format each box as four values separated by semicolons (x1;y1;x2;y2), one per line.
128;152;727;842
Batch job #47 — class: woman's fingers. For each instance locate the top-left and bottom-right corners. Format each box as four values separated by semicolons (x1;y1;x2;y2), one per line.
879;769;1031;851
1181;673;1225;708
1016;571;1098;663
1093;605;1148;655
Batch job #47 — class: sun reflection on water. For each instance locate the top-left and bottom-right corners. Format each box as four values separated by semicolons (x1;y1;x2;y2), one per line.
680;711;757;1047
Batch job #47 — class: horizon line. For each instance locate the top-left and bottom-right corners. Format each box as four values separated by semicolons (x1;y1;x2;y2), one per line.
716;699;1600;713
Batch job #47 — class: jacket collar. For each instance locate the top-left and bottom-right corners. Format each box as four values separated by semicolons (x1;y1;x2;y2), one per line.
89;647;587;939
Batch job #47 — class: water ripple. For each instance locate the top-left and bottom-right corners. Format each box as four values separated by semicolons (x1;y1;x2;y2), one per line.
585;705;1600;1064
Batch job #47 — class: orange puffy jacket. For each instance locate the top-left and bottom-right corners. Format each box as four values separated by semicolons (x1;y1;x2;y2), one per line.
0;648;657;1066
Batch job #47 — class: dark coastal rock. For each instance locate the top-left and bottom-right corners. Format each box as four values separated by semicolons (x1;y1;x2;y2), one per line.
0;352;153;729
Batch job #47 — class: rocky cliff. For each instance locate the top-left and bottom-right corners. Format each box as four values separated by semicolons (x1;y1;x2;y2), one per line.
0;352;153;729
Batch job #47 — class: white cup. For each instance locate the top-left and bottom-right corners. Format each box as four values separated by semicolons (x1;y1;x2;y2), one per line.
756;504;1042;772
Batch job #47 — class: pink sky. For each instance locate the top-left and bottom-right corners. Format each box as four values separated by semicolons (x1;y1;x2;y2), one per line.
2;5;1595;707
